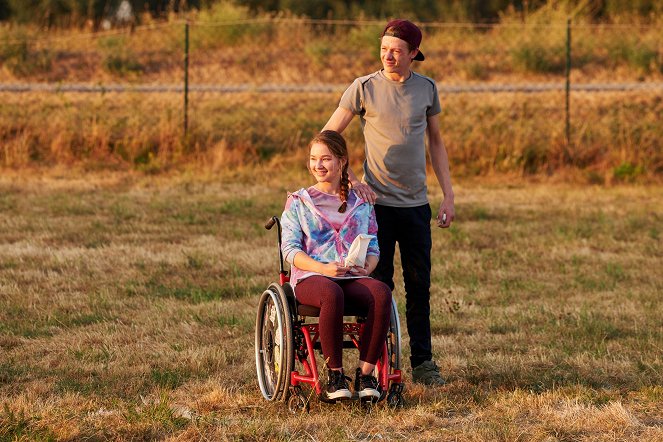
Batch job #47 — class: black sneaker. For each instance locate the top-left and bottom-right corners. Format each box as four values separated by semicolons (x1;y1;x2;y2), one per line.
325;369;352;401
354;368;380;401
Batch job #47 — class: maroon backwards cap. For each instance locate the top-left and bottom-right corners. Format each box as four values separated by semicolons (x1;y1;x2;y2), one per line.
382;19;425;61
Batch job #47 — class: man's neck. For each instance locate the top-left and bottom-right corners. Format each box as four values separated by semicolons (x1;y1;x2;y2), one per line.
383;69;412;83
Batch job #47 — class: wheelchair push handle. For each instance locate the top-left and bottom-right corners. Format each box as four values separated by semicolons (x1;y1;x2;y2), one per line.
265;216;277;230
265;216;288;281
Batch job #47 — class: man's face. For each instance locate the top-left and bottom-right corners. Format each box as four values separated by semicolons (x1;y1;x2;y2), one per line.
380;35;418;77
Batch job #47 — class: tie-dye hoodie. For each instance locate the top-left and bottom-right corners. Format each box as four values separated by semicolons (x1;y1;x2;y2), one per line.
281;188;379;287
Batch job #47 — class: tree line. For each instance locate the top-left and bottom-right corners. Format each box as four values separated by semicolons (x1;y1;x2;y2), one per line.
0;1;659;27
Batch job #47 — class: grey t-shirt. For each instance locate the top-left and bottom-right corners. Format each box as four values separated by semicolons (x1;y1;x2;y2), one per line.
339;70;442;207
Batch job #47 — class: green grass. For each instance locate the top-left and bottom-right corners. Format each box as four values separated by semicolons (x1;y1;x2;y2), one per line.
0;405;57;441
0;173;661;440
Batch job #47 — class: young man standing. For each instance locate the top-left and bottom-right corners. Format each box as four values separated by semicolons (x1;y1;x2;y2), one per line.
323;19;455;385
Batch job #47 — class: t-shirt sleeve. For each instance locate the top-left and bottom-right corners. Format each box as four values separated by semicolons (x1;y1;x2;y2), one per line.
339;79;364;115
427;80;442;117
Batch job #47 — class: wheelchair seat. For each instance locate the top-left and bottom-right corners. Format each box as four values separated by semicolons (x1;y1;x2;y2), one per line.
296;303;368;318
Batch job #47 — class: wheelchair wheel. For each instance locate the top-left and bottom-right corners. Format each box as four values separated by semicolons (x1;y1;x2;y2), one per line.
255;284;294;401
387;383;405;408
287;386;310;414
387;296;402;372
377;296;402;401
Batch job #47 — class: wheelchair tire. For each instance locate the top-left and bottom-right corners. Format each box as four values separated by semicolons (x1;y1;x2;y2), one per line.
376;296;402;401
287;386;310;414
387;296;402;371
387;392;405;409
255;285;294;401
269;282;296;402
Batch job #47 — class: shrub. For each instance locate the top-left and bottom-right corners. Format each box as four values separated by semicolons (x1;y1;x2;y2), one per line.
626;43;660;74
510;40;566;74
607;36;660;73
304;40;331;67
0;30;53;77
98;36;144;77
464;60;491;80
190;1;269;50
613;162;644;182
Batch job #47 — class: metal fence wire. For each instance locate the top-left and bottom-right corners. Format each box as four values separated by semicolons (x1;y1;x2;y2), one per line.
0;18;661;174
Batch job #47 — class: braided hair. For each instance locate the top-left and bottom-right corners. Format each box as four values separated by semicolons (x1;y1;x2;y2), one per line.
309;130;349;213
338;162;349;213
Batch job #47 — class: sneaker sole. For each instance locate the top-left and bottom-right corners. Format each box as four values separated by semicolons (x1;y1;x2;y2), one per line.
358;388;381;401
326;389;352;401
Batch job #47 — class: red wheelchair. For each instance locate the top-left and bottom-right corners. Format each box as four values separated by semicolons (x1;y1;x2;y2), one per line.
255;216;404;412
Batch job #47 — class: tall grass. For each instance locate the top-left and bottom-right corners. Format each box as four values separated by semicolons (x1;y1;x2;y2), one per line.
1;90;661;181
0;3;661;177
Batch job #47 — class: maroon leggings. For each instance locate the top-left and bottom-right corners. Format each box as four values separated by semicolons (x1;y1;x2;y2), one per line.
295;276;392;369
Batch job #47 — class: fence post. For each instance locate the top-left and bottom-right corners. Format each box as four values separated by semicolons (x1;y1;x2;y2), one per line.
565;18;571;148
184;20;190;139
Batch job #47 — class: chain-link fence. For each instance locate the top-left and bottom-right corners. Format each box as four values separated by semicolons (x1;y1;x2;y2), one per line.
1;18;661;178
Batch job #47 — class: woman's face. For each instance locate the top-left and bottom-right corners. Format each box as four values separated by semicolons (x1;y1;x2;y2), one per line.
309;142;345;185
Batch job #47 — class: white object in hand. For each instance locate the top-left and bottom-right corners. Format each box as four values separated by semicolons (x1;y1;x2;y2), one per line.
345;234;374;268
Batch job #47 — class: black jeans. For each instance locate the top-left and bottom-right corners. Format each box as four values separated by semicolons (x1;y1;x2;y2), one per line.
371;203;433;368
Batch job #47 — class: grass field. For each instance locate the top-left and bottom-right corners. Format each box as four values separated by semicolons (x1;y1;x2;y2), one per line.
0;171;661;440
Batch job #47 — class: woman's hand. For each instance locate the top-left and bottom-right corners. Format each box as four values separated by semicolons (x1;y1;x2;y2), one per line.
349;255;378;276
319;262;351;277
294;253;350;276
349;266;369;276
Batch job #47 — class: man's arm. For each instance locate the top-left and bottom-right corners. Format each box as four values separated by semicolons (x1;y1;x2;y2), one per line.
323;107;377;204
323;106;354;133
427;114;455;228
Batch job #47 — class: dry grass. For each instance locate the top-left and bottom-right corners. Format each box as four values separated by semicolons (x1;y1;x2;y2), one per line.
0;5;661;178
1;89;661;180
0;171;661;440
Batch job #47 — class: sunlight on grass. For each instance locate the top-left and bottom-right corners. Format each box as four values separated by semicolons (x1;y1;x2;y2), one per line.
0;174;661;440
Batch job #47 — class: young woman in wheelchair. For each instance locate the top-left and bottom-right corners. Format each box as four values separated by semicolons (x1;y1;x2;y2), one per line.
280;130;392;402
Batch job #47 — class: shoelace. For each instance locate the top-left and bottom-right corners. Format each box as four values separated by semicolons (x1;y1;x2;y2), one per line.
329;371;352;389
360;375;378;389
